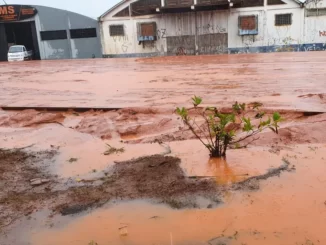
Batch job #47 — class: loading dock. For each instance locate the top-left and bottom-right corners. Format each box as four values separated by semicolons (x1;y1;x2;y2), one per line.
1;21;41;60
0;4;102;61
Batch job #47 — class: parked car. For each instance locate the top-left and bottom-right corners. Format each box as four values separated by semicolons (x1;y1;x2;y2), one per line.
7;45;33;62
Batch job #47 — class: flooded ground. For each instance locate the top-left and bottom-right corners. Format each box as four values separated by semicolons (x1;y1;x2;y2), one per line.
1;53;326;245
0;52;326;111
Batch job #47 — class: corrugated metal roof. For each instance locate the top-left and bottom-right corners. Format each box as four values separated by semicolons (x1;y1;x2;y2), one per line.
99;0;306;19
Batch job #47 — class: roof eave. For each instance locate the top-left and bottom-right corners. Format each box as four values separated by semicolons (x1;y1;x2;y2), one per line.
99;0;307;19
99;0;128;19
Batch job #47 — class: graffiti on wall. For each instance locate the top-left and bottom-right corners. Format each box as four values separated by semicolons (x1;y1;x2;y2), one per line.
229;43;326;54
196;24;227;35
156;28;167;39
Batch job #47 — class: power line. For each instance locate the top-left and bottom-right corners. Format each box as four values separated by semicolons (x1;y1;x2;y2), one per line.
2;0;8;5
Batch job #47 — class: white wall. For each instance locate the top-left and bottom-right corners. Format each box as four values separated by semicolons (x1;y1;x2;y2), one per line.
100;0;326;56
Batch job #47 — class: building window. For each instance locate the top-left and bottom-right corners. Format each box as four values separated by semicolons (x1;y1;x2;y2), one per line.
275;14;292;26
268;0;285;5
40;30;67;41
165;0;192;7
70;28;97;39
137;22;157;41
109;25;124;36
238;15;258;35
306;8;326;17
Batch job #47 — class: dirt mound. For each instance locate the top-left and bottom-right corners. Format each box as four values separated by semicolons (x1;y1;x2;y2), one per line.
111;155;218;199
72;108;180;140
117;118;176;139
57;155;221;214
0;149;56;230
250;113;326;146
74;114;115;140
0;110;65;127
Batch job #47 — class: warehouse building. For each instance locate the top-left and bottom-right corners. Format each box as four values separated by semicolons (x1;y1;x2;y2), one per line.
99;0;326;57
0;4;102;61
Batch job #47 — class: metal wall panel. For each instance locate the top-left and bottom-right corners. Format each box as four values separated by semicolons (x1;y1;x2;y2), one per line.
198;33;228;54
33;5;102;60
167;35;195;55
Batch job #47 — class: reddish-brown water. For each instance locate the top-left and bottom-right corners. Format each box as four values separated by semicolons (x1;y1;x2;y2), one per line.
6;144;325;245
1;53;326;245
1;52;326;111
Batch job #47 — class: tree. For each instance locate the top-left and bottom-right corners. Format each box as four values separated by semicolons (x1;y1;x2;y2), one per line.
176;96;282;158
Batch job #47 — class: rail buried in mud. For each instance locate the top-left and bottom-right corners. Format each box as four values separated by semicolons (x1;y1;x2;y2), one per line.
1;106;326;114
0;106;121;112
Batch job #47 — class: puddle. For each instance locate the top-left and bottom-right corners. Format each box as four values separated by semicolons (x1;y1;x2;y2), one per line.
1;105;326;245
55;139;164;178
1;140;326;245
169;140;282;182
24;143;326;245
0;125;166;178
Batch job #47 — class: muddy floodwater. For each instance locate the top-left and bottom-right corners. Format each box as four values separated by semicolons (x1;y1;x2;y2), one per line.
0;52;326;111
1;53;326;245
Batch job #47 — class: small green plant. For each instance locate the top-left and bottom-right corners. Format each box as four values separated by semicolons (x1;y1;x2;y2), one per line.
176;96;282;158
192;95;202;107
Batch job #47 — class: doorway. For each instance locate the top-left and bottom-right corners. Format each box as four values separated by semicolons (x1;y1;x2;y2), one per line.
0;21;40;61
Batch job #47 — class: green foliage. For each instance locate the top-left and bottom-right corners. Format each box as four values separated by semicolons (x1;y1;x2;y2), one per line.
232;102;246;114
259;118;271;129
242;117;253;132
270;112;282;133
176;97;282;158
273;112;281;122
192;95;202;107
176;107;188;120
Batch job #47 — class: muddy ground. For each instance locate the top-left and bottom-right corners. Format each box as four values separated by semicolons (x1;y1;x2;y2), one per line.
1;106;325;244
0;52;326;112
1;53;326;245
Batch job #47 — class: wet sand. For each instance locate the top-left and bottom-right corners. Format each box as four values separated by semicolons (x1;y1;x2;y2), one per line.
1;52;326;111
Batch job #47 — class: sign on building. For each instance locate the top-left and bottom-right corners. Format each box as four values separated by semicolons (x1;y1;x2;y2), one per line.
137;22;157;41
0;5;37;22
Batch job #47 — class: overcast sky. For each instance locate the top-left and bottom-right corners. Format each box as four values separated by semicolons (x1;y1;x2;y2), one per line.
2;0;120;18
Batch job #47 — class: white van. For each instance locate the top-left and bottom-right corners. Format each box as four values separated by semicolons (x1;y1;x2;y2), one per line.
7;45;33;62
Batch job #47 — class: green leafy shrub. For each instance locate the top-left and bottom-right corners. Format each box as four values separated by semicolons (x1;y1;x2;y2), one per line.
176;97;282;158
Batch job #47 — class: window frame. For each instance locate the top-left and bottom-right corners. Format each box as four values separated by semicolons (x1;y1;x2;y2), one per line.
40;30;67;41
109;25;125;36
275;13;292;26
70;28;97;39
